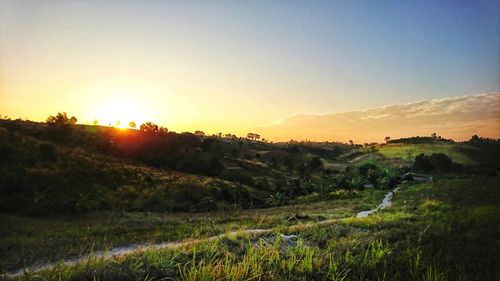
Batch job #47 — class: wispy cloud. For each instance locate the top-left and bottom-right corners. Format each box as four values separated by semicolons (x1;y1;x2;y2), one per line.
256;93;500;142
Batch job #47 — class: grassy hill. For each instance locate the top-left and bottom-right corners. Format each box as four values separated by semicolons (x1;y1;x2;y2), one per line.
0;118;361;215
5;176;499;281
1;118;499;280
379;139;500;172
378;142;477;165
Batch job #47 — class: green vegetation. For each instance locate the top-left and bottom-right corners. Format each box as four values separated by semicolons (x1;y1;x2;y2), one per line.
379;142;477;165
6;176;499;280
0;117;395;216
0;188;386;273
1;116;499;280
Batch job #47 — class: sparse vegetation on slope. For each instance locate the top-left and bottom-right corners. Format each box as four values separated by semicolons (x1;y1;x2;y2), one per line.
6;176;499;280
379;142;477;165
1;117;499;280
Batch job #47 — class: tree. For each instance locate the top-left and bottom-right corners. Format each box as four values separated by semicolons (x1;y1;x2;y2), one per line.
247;133;261;140
384;136;391;143
139;122;160;133
195;130;205;137
46;112;77;139
429;153;452;170
469;135;480;143
128;121;136;128
348;140;354;145
46;112;77;127
69;116;77;125
414;153;452;172
431;132;437;139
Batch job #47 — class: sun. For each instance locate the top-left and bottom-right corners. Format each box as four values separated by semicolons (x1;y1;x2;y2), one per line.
79;77;192;130
94;98;147;128
80;79;160;128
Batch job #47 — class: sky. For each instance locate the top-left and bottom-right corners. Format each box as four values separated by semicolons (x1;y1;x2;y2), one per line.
1;0;499;141
257;93;500;143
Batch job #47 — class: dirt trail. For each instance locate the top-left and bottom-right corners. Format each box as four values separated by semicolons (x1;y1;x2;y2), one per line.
4;188;399;278
356;187;398;218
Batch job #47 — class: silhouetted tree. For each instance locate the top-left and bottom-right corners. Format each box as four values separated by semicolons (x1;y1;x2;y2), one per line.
139;122;160;133
470;135;480;143
46;112;77;140
46;112;77;126
247;133;261;140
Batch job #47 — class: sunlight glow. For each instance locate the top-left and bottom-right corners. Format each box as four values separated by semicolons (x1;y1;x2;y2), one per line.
77;78;165;129
95;99;145;128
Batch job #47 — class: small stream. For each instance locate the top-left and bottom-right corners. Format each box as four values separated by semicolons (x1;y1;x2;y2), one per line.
5;188;398;278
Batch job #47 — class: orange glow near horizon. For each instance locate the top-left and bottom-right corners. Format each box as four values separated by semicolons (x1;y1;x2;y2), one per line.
92;99;145;129
1;1;499;141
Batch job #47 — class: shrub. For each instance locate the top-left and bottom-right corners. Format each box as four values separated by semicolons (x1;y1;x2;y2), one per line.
428;153;452;171
358;163;379;177
38;143;56;162
46;112;77;140
414;153;453;172
0;144;13;160
265;192;286;207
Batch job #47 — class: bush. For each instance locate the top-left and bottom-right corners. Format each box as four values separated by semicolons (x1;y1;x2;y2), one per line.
46;112;77;140
38;143;56;162
428;153;452;170
0;144;13;160
414;153;453;172
265;192;286;207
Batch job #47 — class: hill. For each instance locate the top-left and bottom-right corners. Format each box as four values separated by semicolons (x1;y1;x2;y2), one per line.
0;118;359;215
1;117;500;279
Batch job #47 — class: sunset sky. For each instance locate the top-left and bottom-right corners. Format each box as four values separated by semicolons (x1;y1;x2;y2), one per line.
1;1;499;142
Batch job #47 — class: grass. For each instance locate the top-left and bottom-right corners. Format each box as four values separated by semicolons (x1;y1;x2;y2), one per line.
378;142;477;165
0;189;385;273
5;175;499;280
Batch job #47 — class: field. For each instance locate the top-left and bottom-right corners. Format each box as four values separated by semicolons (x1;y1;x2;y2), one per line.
1;119;499;280
4;176;499;280
0;188;386;273
378;143;477;165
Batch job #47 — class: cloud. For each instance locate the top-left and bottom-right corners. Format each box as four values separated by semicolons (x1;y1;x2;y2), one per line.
256;93;500;142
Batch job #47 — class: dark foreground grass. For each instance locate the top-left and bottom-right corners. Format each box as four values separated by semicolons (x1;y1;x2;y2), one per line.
4;175;499;280
0;189;385;274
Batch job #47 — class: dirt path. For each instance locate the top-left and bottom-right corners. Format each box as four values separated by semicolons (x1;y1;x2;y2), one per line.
4;188;399;278
348;153;371;163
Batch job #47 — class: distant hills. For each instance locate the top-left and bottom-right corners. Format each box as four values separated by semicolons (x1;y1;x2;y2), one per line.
257;92;500;142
